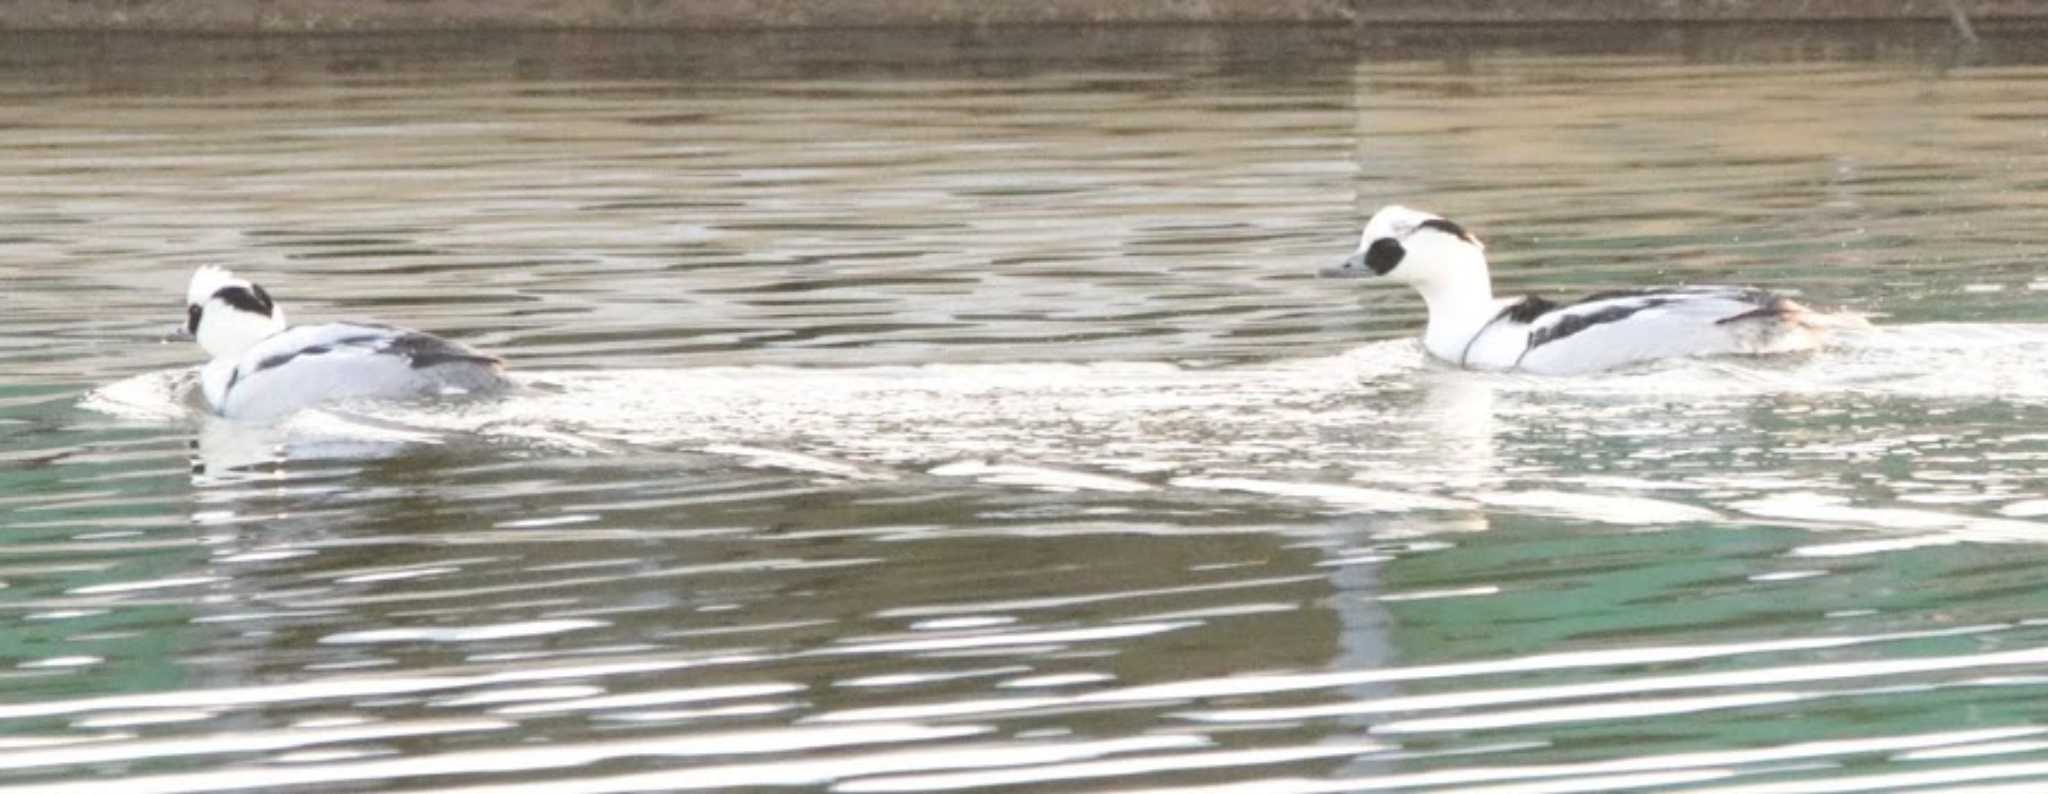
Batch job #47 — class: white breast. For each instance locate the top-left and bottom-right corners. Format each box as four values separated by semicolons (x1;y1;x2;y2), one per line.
1439;300;1536;370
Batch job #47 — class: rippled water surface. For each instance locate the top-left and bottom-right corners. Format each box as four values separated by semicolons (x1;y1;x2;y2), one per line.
11;23;2048;792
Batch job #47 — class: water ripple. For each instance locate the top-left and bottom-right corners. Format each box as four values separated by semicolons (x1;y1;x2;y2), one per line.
13;25;2048;794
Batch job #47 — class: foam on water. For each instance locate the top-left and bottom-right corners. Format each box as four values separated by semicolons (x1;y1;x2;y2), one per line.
78;323;2048;549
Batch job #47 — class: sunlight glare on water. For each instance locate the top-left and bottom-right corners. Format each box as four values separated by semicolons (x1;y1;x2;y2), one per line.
9;22;2048;793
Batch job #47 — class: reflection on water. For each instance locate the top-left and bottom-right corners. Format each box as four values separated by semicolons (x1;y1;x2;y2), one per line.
10;21;2048;793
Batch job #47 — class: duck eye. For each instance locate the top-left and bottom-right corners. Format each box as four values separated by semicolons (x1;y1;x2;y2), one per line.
1365;238;1405;275
186;304;202;334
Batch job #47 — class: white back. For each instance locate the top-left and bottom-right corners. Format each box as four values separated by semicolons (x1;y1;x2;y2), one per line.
1512;289;1814;374
213;323;503;420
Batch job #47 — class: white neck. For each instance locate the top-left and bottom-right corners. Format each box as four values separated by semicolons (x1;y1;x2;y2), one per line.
1409;256;1501;364
196;302;286;360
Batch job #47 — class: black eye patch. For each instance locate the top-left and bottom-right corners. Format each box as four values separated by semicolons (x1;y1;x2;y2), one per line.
211;284;275;316
186;304;202;334
1364;238;1405;275
1419;218;1475;244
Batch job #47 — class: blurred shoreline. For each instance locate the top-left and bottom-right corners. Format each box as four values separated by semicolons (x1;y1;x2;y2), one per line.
4;21;2045;94
2;0;2046;33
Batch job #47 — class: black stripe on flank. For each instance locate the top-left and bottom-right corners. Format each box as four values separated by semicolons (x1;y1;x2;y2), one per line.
1502;295;1559;324
254;345;330;373
251;335;379;374
213;284;276;317
1525;299;1675;350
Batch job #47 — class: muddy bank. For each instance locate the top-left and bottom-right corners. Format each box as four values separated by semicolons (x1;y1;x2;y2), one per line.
2;0;2045;33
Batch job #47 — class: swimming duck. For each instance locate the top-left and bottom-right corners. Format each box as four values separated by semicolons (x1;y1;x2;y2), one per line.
182;266;508;420
1325;206;1856;373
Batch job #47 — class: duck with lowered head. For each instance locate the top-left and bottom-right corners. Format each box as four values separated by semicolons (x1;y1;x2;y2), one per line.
180;266;508;421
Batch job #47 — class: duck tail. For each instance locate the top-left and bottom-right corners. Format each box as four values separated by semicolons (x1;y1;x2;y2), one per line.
1778;298;1877;350
1784;299;1875;332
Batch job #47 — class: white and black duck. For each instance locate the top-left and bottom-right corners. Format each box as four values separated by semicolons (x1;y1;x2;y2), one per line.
1324;205;1862;374
182;266;508;420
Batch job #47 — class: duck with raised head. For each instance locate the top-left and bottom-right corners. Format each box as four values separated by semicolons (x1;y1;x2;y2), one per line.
1323;206;1861;374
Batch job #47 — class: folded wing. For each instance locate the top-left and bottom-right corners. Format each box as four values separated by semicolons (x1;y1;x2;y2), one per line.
1513;287;1808;374
219;323;504;419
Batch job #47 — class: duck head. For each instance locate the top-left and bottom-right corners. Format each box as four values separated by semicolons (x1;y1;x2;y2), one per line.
183;266;285;359
1324;205;1489;288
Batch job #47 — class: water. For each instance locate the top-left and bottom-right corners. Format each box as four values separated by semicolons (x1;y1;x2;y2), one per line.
8;23;2048;792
